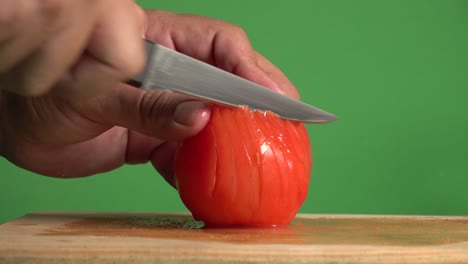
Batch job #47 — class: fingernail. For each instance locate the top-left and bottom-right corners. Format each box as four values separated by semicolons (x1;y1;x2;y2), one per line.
174;101;210;126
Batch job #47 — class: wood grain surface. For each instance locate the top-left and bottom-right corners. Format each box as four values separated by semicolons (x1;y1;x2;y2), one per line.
1;212;467;263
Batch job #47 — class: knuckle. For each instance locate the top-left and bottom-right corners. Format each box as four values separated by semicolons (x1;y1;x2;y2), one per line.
14;76;50;97
138;91;165;127
138;91;185;139
209;19;249;42
218;23;252;51
226;23;248;39
40;0;68;26
40;0;66;16
0;4;20;29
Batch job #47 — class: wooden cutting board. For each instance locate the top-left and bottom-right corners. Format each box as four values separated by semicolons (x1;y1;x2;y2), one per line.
1;212;467;264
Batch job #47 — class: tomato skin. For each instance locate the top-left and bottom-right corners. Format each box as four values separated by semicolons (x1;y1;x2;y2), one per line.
174;105;312;227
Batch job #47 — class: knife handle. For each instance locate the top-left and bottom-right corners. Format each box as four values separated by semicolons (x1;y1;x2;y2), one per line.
126;79;142;88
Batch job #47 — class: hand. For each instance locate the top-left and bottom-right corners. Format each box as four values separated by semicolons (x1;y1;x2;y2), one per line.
0;9;299;188
0;0;144;97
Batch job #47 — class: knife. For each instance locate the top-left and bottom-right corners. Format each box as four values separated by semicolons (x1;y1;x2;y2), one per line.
128;40;336;123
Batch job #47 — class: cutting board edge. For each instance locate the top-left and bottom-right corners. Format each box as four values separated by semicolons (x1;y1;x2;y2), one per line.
19;211;468;220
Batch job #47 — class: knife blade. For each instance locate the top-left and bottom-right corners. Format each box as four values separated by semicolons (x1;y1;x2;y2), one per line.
128;40;336;123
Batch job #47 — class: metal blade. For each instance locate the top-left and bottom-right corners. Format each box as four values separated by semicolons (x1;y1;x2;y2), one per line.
131;40;336;123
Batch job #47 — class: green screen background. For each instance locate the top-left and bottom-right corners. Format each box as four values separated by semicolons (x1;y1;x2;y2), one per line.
1;0;468;224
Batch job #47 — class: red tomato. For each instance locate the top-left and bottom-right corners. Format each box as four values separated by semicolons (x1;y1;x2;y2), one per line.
174;104;312;227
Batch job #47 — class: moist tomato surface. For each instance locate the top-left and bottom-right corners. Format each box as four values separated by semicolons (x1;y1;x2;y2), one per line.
174;104;312;227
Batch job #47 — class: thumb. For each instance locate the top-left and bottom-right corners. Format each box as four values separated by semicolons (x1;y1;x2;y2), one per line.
80;84;211;140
